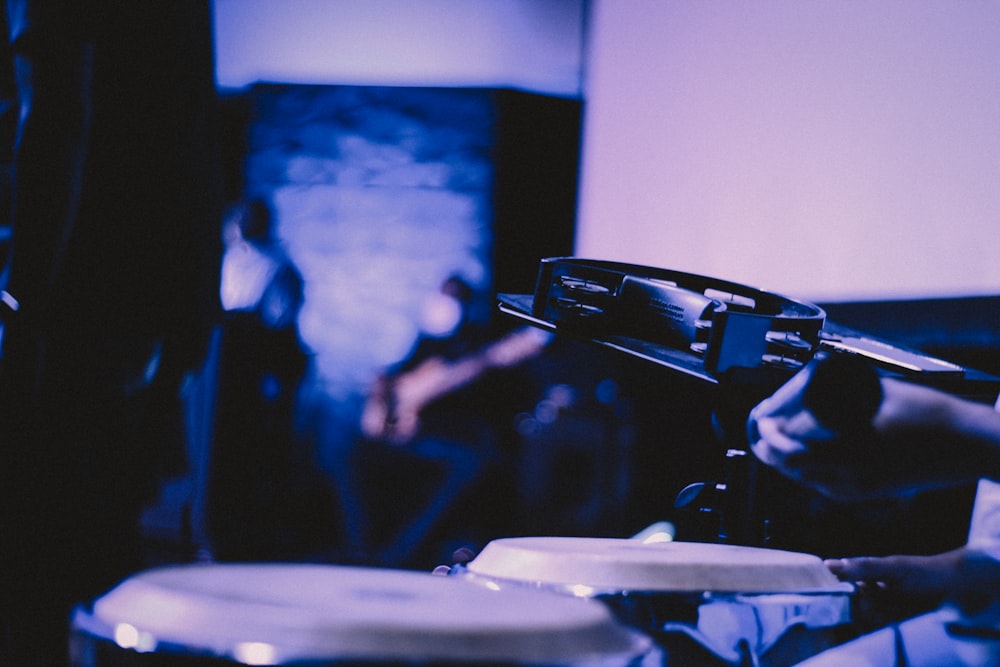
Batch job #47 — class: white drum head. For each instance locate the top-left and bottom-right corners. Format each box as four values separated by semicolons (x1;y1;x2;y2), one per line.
466;537;852;593
80;563;652;665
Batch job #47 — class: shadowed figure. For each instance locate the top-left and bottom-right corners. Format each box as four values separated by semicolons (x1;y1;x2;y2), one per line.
0;2;222;663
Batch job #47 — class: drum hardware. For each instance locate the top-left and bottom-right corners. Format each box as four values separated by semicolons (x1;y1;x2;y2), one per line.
530;258;826;375
673;361;799;547
499;258;1000;549
675;448;769;547
676;353;887;547
500;258;994;395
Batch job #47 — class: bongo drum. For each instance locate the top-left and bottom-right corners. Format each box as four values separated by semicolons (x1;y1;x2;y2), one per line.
458;537;854;667
69;562;656;666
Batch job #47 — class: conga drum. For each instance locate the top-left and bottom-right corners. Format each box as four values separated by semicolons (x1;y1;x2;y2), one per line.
69;562;657;666
457;537;854;667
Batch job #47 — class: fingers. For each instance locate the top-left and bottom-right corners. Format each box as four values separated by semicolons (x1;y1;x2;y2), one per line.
748;415;800;467
825;556;896;583
749;414;844;488
825;553;955;596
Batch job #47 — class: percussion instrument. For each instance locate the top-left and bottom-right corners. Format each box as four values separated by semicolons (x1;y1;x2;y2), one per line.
528;257;826;376
456;537;854;667
69;562;656;666
500;257;1000;397
499;257;1000;546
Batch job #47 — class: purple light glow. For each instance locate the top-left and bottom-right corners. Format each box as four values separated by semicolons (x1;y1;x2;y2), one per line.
213;0;585;97
577;1;1000;302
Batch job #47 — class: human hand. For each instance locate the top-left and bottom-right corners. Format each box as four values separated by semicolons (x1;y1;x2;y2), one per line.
748;356;987;500
824;551;959;628
826;547;1000;628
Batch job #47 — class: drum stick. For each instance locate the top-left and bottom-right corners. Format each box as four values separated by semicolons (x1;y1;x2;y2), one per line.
802;353;883;434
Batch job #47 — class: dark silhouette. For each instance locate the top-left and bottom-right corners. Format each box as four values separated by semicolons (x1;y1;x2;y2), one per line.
0;2;222;662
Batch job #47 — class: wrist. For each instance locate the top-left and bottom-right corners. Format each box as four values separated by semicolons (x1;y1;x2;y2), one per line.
941;396;1000;483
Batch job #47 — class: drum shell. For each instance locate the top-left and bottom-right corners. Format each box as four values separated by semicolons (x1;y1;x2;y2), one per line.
71;627;655;667
457;538;855;667
69;562;658;667
453;571;851;667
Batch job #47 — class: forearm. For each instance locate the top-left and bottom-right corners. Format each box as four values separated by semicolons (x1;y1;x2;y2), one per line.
870;379;1000;488
750;369;1000;501
939;394;1000;484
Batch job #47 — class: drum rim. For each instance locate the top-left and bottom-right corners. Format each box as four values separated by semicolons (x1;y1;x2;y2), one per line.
455;566;854;598
464;537;854;595
76;563;656;665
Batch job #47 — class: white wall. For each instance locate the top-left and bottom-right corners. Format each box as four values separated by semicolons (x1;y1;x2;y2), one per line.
576;0;1000;302
214;0;1000;303
213;0;585;97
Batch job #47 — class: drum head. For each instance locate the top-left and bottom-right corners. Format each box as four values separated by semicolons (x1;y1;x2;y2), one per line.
79;563;652;665
466;537;852;594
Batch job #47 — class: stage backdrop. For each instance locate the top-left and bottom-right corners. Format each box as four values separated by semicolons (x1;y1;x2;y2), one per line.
214;0;1000;303
576;0;1000;303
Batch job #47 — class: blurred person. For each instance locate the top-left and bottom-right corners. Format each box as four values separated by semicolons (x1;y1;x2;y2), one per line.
0;1;222;663
205;197;315;561
361;275;485;445
357;275;550;565
748;357;1000;666
219;197;303;329
361;275;549;445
